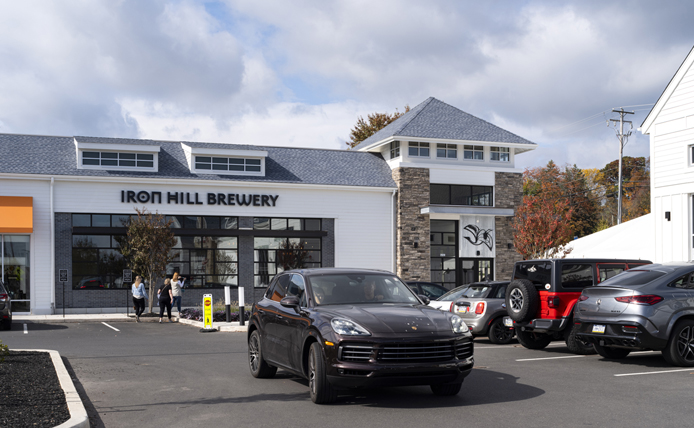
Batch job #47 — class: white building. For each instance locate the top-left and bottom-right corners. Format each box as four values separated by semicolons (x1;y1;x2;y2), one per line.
570;45;694;264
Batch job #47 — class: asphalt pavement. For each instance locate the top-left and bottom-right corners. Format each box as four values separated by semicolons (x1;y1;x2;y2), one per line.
1;320;693;428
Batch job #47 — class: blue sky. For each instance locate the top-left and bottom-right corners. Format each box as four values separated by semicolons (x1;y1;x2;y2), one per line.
1;0;693;170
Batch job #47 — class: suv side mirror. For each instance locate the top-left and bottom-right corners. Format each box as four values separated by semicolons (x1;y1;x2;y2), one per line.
418;295;430;305
280;296;301;313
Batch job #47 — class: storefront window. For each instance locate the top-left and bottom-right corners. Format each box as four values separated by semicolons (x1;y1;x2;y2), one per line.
72;214;239;289
2;235;31;312
254;237;321;287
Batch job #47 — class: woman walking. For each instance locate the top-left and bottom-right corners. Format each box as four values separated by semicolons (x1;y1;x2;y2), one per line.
158;278;174;323
131;276;146;322
171;272;183;314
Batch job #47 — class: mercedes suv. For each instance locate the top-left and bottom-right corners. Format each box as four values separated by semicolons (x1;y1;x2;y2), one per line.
503;258;650;354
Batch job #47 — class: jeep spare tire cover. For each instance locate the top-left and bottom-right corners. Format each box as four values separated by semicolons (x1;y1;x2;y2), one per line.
506;279;540;323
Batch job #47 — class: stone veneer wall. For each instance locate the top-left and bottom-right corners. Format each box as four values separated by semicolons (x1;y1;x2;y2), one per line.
494;171;523;280
393;167;431;281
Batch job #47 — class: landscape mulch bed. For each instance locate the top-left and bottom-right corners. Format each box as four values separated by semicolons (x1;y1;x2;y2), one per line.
0;351;70;428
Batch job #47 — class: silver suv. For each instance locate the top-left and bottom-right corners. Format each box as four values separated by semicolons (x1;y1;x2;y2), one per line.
575;262;694;366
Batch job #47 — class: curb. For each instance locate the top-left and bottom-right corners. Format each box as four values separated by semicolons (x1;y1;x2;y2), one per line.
16;349;89;428
177;317;248;332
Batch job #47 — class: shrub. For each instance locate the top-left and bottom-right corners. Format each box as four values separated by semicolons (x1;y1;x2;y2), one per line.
0;340;8;363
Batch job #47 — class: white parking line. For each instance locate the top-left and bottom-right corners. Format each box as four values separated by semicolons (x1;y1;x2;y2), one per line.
615;368;694;377
516;355;586;362
23;323;28;334
102;322;120;332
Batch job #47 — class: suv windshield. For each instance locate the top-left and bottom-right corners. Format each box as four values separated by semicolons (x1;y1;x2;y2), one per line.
309;274;421;305
514;262;552;287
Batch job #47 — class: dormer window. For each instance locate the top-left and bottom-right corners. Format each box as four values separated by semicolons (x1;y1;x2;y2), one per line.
182;144;267;176
75;139;159;172
195;156;261;172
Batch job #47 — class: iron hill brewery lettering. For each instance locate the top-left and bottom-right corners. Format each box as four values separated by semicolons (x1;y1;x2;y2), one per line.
121;190;279;207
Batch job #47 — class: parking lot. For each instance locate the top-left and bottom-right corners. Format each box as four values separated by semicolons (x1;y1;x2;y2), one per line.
2;321;692;427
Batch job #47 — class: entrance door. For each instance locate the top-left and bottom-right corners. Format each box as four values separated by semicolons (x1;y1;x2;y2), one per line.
2;235;30;312
459;258;493;286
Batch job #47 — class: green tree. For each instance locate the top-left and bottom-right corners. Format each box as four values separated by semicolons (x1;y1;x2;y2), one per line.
597;156;650;225
562;165;599;238
122;208;176;312
345;106;410;149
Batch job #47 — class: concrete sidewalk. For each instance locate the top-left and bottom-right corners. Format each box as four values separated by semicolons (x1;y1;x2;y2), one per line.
14;313;248;332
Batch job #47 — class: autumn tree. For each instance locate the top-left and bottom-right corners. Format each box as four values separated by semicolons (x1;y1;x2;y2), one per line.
122;208;176;312
345;106;410;149
597;156;650;224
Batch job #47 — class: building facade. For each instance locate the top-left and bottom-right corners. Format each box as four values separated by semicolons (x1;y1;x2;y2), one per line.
354;97;536;288
0;98;535;314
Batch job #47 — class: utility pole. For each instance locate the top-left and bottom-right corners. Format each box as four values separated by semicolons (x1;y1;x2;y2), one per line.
609;108;634;225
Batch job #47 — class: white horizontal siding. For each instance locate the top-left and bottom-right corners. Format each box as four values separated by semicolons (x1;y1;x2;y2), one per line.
0;178;52;313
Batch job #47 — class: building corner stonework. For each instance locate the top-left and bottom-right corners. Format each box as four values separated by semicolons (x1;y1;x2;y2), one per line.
393;167;431;281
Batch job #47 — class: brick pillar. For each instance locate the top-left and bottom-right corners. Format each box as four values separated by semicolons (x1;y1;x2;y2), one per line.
494;171;523;279
393;167;431;281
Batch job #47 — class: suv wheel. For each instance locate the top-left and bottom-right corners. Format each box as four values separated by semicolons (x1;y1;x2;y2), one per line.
565;323;597;355
662;319;694;367
488;318;514;344
505;279;540;323
308;342;337;404
516;329;552;349
248;330;278;378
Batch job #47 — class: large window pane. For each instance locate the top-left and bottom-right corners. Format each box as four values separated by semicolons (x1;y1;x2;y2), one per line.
430;184;450;204
72;214;91;227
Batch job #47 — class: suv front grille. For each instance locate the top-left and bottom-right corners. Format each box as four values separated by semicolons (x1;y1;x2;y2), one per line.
340;344;374;362
339;339;473;363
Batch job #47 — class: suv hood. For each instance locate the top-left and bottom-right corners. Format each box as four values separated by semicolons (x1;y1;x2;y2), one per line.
316;304;453;334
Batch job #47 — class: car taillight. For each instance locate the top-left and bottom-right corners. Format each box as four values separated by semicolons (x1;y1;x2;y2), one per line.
578;295;589;301
475;302;485;314
547;296;561;307
0;293;7;301
449;302;455;312
622;325;640;334
615;295;663;305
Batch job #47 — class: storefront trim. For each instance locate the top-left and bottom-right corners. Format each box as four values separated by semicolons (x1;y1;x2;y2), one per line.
421;206;514;216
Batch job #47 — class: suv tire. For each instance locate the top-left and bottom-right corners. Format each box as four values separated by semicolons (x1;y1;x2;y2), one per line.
309;342;337;404
248;330;278;378
662;319;694;367
516;328;552;349
505;279;540;323
564;323;597;355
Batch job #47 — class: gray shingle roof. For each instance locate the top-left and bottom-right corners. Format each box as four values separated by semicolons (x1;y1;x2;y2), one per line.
0;134;396;188
354;97;536;150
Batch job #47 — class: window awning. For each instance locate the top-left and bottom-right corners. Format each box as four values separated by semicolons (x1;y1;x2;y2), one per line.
0;196;33;233
421;206;514;217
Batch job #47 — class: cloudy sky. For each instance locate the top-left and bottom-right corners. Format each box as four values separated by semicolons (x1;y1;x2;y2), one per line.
1;1;692;170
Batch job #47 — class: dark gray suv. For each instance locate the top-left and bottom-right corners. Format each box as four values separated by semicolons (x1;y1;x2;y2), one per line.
0;280;12;330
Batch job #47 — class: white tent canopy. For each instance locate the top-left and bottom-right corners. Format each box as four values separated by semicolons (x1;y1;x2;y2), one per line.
566;214;654;262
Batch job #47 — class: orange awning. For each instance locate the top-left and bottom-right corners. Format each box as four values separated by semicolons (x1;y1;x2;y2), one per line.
0;196;33;233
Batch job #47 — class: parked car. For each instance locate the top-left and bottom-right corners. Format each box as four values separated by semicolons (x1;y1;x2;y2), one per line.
77;277;106;289
0;280;11;330
575;262;694;366
452;281;513;344
406;281;449;300
248;268;475;404
503;258;651;354
428;284;471;311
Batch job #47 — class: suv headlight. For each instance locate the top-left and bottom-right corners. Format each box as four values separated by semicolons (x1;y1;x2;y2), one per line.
450;315;469;334
331;318;371;336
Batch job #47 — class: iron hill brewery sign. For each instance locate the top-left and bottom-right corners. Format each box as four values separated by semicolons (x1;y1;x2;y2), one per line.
120;190;279;207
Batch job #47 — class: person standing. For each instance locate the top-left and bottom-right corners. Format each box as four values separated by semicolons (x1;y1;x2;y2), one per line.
171;272;183;315
158;278;174;323
131;276;146;322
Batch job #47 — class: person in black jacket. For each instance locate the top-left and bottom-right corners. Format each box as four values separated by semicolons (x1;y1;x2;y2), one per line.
158;278;174;323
